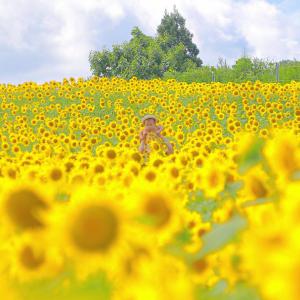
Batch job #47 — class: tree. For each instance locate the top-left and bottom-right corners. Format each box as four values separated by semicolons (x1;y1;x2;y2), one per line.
162;43;197;72
89;48;113;77
89;7;203;79
217;57;228;68
232;57;254;81
156;6;202;68
89;27;164;79
232;57;277;82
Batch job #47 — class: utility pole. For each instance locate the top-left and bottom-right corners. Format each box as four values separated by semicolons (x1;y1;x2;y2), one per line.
212;71;215;82
276;62;279;82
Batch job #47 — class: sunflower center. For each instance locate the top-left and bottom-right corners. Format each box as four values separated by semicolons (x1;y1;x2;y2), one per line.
279;144;297;173
250;177;268;198
132;152;142;162
20;245;45;270
208;170;219;187
50;168;63;181
144;195;171;228
70;205;119;252
145;171;156;182
107;150;116;160
170;167;179;178
192;259;208;273
5;189;48;230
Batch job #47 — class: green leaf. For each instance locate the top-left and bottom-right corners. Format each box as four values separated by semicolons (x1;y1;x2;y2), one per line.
238;138;265;174
195;280;228;300
291;170;300;181
186;197;218;222
194;214;247;259
175;228;192;245
240;196;275;208
56;192;70;202
222;180;244;198
196;281;262;300
16;271;112;300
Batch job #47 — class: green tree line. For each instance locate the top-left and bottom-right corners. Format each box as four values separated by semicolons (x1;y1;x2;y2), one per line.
164;58;300;83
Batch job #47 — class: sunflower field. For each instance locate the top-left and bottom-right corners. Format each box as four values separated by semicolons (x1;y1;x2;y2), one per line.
0;76;300;300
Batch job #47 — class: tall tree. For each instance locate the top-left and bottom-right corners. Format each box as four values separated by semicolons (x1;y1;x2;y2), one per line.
156;6;202;68
89;7;203;79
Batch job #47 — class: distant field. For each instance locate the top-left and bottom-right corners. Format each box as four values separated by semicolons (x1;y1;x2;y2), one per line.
0;77;300;300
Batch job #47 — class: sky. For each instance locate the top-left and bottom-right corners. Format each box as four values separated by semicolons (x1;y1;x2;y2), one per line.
0;0;299;84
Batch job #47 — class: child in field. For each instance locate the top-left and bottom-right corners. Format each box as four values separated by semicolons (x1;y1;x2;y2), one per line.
138;114;174;156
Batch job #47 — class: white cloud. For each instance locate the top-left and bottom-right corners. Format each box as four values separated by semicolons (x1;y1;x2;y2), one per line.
234;0;300;60
0;0;299;83
0;0;127;82
124;0;300;64
0;0;32;50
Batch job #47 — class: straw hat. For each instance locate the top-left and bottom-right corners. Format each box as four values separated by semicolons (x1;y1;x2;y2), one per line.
141;114;157;124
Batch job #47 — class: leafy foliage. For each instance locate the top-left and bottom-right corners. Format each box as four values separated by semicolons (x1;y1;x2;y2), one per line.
89;7;202;79
164;57;300;83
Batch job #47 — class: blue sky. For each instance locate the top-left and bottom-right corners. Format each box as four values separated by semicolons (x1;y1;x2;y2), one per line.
0;0;299;84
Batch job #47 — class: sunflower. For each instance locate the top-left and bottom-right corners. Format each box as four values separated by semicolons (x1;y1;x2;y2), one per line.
237;164;272;207
198;156;227;199
49;185;130;280
104;147;118;161
113;251;195;300
263;129;300;182
238;201;295;300
165;162;182;182
0;181;53;233
47;165;65;182
127;179;185;246
6;231;64;282
181;210;203;254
